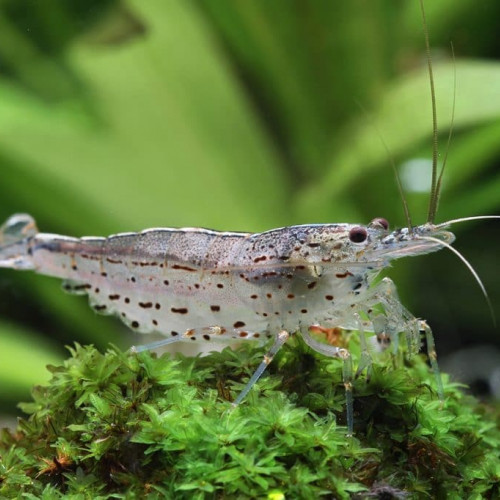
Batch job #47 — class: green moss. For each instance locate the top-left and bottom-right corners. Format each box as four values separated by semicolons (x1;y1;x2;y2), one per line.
0;339;499;499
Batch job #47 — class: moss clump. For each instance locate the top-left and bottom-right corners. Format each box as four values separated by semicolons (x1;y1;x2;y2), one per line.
0;340;499;499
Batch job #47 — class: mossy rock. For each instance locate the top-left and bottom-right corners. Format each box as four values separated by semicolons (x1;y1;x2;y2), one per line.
0;339;499;499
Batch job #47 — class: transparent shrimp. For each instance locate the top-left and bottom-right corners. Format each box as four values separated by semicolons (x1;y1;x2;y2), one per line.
0;213;461;433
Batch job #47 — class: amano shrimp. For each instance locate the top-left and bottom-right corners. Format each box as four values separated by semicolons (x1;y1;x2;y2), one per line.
1;212;484;433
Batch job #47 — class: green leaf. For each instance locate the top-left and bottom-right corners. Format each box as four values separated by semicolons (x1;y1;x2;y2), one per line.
0;321;61;396
0;0;289;232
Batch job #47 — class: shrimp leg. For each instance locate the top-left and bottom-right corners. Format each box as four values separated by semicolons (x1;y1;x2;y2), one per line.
300;327;354;435
232;330;290;406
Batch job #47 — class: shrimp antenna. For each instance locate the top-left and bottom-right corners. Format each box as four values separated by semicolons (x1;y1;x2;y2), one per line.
437;215;500;228
354;100;412;229
434;43;456;215
417;235;497;327
379;130;413;230
419;0;440;224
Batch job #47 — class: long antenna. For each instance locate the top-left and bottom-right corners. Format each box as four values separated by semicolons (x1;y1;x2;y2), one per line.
419;0;440;224
354;100;413;229
386;135;413;230
417;234;497;327
434;43;456;212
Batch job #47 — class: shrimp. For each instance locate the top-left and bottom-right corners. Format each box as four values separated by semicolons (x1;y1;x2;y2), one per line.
0;212;471;433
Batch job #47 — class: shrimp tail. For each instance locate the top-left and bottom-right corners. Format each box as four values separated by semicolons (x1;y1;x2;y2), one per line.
0;214;38;270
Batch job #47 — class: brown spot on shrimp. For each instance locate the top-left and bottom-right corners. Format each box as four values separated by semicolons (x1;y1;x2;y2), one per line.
253;256;267;263
171;307;188;314
172;264;196;272
336;271;353;279
106;257;122;264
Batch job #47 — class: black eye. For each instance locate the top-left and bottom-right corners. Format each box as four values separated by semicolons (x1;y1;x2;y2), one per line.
349;227;368;243
370;217;389;230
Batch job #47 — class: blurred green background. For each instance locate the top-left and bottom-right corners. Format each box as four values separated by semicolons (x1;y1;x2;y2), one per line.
0;0;499;415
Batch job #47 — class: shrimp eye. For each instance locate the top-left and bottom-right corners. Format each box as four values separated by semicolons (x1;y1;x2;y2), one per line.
349;226;368;243
370;217;389;230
